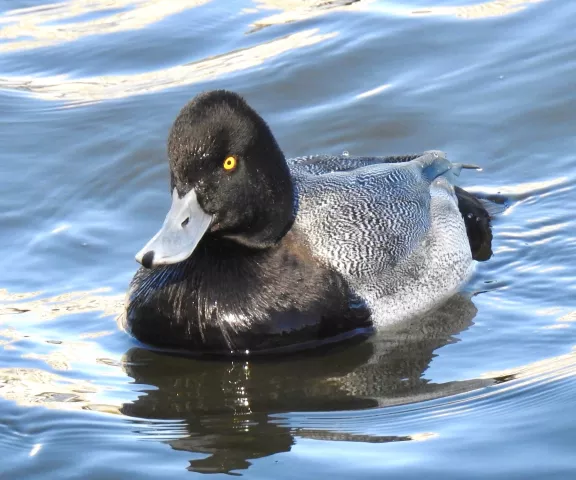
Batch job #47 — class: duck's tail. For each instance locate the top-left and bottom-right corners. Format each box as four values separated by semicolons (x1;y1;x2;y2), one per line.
454;186;493;261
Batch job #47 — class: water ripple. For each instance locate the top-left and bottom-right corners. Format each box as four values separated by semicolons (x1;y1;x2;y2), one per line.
0;0;575;476
252;0;548;29
0;28;337;104
0;0;212;52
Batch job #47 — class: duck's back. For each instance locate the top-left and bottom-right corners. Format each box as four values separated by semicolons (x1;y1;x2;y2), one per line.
289;151;474;326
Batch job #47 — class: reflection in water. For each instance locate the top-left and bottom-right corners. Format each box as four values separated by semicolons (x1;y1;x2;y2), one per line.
0;0;547;104
0;0;546;55
0;0;573;475
0;286;575;473
0;289;122;410
0;367;98;409
120;294;493;474
251;0;546;29
410;0;546;19
0;29;336;103
0;0;212;52
251;0;369;31
0;288;123;321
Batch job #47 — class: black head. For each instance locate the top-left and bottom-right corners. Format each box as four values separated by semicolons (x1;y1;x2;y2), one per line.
135;90;296;267
168;90;295;249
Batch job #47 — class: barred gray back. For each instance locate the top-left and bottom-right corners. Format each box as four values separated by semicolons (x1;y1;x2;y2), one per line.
288;152;473;326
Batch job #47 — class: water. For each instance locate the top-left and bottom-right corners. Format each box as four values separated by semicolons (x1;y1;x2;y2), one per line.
1;0;575;477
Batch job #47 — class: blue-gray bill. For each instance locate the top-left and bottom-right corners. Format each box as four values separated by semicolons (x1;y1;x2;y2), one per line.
135;188;213;268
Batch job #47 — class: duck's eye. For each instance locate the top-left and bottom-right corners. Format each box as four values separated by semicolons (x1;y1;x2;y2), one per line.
223;156;237;171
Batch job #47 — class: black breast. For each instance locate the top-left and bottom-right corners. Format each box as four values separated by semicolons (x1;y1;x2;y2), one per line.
124;231;373;356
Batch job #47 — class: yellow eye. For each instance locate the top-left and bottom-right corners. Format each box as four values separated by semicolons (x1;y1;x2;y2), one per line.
223;156;237;171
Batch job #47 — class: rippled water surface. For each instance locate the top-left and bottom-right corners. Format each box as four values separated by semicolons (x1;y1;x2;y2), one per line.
1;0;576;478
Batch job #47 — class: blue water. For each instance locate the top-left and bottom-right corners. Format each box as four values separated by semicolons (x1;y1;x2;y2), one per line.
1;0;576;477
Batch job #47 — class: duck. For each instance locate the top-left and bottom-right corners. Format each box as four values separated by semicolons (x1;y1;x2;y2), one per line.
123;90;492;356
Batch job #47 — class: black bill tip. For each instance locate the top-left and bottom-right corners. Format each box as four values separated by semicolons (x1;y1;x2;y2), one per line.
141;251;155;269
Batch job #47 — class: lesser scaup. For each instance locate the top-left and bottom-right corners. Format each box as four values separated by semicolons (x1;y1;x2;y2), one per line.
123;90;492;356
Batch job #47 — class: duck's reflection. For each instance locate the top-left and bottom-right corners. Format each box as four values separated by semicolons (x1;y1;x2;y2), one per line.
120;294;493;474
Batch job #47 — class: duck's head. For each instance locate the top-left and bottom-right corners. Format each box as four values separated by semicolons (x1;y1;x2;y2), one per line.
136;90;295;268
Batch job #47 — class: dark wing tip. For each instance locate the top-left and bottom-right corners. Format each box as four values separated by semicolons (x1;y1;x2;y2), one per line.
454;186;494;262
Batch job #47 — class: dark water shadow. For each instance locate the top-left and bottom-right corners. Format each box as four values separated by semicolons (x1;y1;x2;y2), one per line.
120;294;496;474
